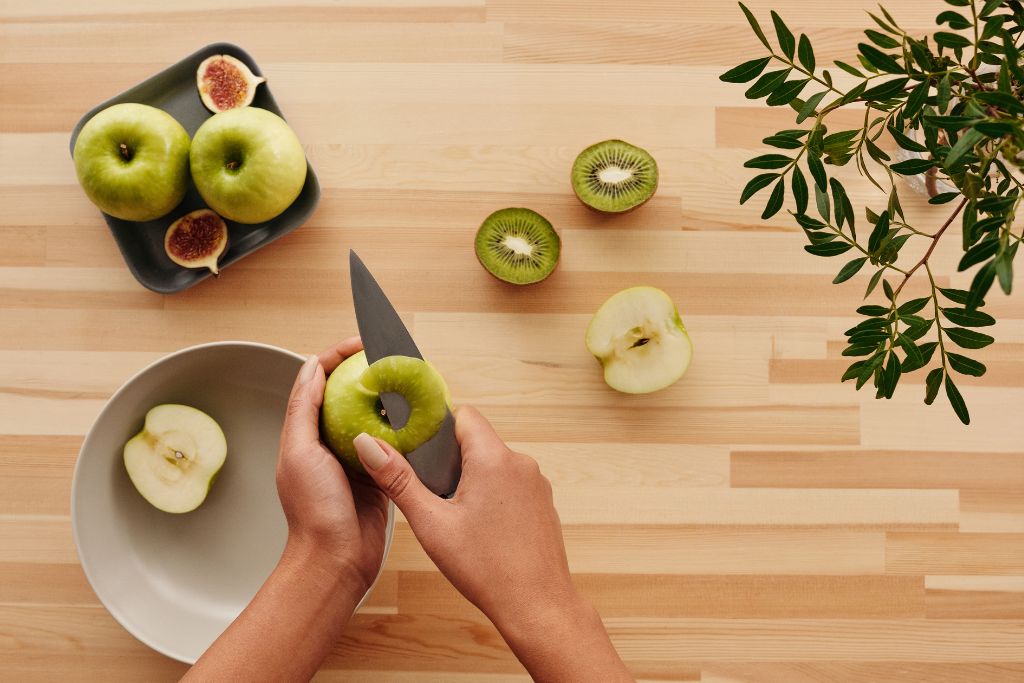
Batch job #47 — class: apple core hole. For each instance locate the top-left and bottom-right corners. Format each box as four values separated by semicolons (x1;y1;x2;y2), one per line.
631;337;651;348
118;142;133;162
377;391;410;430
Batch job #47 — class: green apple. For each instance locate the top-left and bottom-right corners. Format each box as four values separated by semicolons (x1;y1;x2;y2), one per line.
123;404;227;513
585;286;693;394
189;107;307;224
321;351;449;472
72;103;190;222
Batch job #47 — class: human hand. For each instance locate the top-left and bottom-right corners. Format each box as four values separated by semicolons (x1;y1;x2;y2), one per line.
277;337;389;592
352;407;633;681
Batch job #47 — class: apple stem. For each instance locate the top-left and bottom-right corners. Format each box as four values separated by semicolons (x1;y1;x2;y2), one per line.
226;160;239;171
118;142;132;162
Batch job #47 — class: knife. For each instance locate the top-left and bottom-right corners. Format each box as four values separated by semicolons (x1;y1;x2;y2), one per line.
349;250;462;497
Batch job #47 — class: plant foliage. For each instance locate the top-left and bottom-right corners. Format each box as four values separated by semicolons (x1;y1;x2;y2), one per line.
723;0;1024;424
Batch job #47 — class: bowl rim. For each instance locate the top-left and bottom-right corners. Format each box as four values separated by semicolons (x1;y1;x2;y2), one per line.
70;340;395;664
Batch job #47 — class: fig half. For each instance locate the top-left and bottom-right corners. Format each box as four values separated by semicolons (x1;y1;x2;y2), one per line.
196;54;265;113
164;209;228;274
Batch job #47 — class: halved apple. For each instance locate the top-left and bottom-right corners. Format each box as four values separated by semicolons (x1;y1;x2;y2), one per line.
123;404;227;513
585;286;693;394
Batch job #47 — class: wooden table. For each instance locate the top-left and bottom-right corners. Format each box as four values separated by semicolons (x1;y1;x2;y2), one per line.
2;1;1023;680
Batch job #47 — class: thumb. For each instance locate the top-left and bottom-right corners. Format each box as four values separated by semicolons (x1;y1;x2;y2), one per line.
354;433;438;517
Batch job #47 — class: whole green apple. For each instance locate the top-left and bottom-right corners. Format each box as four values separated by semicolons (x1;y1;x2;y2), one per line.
189;107;307;224
73;103;190;222
321;351;449;472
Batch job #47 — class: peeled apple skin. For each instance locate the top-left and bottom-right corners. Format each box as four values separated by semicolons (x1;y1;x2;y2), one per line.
123;404;227;514
585;286;693;394
321;351;449;473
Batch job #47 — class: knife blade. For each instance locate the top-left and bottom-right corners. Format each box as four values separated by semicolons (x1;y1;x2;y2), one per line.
349;250;461;497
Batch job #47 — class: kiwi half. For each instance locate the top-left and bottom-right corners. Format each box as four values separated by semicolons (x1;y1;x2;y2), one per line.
475;208;560;285
571;139;659;213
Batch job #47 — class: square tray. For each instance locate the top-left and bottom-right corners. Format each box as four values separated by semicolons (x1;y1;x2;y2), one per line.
69;43;320;294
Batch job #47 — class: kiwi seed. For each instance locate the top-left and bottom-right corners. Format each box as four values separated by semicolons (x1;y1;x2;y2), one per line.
571;139;658;213
474;208;560;285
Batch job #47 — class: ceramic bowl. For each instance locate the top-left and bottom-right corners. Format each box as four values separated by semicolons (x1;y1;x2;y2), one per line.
71;341;394;663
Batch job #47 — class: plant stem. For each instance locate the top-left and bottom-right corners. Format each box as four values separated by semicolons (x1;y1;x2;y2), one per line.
892;196;969;298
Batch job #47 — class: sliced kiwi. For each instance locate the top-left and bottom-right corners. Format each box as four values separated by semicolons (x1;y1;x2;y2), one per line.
571;139;658;213
474;208;560;285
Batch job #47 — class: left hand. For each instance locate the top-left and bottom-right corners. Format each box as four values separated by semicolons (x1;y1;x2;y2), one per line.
276;337;389;592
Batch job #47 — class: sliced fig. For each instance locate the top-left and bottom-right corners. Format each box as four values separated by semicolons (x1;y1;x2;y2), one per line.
165;209;228;274
196;54;265;113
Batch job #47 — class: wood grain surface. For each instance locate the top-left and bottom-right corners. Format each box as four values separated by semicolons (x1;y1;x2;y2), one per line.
2;0;1023;681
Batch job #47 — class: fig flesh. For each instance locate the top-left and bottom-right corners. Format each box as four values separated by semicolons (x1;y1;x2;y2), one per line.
196;54;265;113
164;209;228;274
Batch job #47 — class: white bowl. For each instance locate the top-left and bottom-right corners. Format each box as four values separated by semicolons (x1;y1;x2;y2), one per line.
71;341;394;664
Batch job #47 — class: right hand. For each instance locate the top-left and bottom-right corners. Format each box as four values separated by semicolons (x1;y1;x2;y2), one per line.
351;406;579;632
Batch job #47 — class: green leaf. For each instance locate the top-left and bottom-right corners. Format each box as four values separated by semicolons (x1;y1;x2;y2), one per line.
996;249;1014;295
865;28;901;49
791;166;808;215
883;278;895;302
936;10;972;29
766;78;810;106
861;77;910;100
941;307;996;327
744;154;793;169
771;11;796;58
864;269;884;298
740;173;779;204
934;31;972;49
842;360;867;382
944;128;985;169
797;33;815;72
857;304;890;316
938;287;979;305
807;154;827;191
720;56;773;83
958;238;999;271
925;114;980;130
948;352;986;377
833;257;868;283
901;333;925;370
745;68;792;99
867;210;890;253
763;134;805;149
897;297;930;315
738;2;772;50
881;353;902;399
924;367;944;404
937;73;952;112
858;43;903;73
834;60;864;78
974;120;1017;137
944;376;970;425
814;183;830;223
967;262;996;311
975;91;1024;115
805;241;853;257
888;124;927;152
903;80;931;119
944;327;995;349
761;177;786;219
929;192;961;205
890;158;936;175
796;90;828;124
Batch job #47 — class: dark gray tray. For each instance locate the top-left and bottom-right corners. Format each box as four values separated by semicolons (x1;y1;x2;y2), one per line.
69;43;320;294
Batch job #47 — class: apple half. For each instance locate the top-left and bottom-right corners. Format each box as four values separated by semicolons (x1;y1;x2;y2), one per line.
321;351;449;472
123;404;227;513
585;286;693;394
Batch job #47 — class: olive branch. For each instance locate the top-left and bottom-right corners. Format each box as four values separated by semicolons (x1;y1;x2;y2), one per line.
722;0;1024;424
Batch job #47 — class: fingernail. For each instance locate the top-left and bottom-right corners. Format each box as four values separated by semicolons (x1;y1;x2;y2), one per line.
354;432;388;470
298;355;318;384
